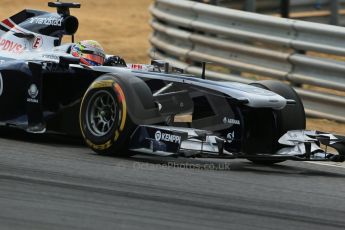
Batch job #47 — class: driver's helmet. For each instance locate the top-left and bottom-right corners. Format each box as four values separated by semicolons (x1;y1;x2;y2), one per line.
71;40;106;66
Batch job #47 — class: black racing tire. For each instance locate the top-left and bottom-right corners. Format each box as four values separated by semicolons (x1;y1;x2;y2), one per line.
80;77;135;156
248;80;306;165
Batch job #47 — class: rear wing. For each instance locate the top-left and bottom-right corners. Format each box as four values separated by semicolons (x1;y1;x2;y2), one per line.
48;2;81;15
0;1;80;50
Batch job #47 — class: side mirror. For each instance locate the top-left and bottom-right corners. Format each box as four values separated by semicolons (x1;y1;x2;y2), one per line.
151;60;169;73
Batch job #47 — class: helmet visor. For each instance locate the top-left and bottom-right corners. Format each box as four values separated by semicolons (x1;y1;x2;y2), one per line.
81;53;105;65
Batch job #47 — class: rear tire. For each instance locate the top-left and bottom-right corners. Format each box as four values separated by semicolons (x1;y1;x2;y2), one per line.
248;80;306;165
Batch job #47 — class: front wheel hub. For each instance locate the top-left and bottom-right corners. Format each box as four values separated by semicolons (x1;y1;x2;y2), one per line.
86;90;117;137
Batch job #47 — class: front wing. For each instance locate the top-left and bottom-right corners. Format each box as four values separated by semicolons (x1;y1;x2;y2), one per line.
129;126;345;162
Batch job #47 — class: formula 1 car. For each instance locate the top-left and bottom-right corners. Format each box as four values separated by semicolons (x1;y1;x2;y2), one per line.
0;2;344;164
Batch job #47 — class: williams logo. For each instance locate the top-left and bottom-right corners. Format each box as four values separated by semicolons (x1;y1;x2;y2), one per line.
27;84;39;103
155;130;162;141
226;131;235;143
155;130;181;144
0;73;3;96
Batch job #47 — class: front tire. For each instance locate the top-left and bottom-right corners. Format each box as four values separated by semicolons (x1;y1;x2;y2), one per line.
80;77;135;156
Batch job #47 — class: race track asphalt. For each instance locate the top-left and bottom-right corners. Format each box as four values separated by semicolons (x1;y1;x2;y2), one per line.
0;130;345;230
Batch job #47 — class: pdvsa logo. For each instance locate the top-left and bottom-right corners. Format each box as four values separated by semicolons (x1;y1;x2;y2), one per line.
0;38;25;54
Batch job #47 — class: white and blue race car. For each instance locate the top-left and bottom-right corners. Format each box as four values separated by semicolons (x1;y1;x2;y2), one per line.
0;2;344;164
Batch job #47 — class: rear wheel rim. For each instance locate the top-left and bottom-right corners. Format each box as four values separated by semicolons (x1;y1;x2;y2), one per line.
86;90;117;137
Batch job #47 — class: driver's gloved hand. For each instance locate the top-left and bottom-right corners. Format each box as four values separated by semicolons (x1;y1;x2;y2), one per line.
103;56;127;67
